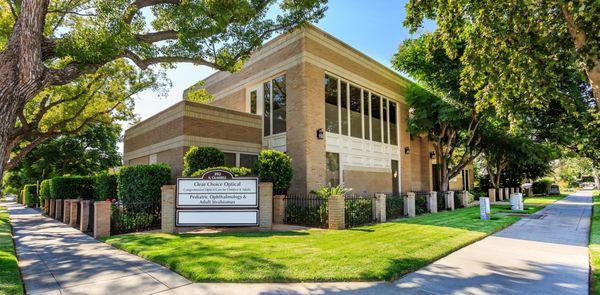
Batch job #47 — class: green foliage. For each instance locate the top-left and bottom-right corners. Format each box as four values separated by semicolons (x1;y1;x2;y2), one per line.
183;81;214;104
532;178;554;195
39;180;51;200
49;176;96;200
182;147;225;176
190;166;251;177
23;184;38;207
345;197;373;227
95;172;118;200
254;150;293;192
117;164;171;205
6;123;123;193
310;184;351;199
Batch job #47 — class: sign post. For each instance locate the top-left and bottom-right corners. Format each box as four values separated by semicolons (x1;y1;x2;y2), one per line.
176;169;260;227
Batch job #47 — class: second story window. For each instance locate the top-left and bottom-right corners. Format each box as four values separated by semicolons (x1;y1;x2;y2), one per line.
263;74;286;136
250;90;257;114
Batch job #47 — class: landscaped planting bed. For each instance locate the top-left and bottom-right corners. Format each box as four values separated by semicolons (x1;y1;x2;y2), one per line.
0;207;24;295
103;205;525;282
589;191;600;294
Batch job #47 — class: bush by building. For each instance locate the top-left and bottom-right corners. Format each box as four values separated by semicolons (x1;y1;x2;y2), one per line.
254;150;293;193
190;166;252;177
39;179;51;202
182;146;225;176
23;184;38;208
532;178;553;195
95;172;118;200
118;163;171;206
49;176;96;200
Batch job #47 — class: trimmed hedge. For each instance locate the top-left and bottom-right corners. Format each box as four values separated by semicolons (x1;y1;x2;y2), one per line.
532;179;553;194
23;184;38;207
49;176;96;200
254;150;293;193
182;146;225;176
39;180;51;200
95;172;118;201
191;166;252;177
118;164;171;206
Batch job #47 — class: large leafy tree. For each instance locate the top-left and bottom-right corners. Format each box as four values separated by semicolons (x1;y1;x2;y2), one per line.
394;34;485;191
0;0;327;178
2;123;122;194
404;0;600;108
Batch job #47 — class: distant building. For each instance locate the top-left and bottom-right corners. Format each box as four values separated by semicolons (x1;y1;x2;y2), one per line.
123;25;474;195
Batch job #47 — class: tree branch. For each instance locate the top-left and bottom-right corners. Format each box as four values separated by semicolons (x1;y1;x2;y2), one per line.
136;30;178;43
124;0;181;24
120;50;217;70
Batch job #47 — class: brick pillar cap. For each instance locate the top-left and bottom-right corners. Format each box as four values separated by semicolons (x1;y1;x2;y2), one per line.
161;185;175;191
259;182;273;188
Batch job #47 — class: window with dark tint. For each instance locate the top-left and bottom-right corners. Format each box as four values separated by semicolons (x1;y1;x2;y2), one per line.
363;90;370;140
340;81;348;135
224;153;236;167
349;84;362;138
324;75;339;133
383;99;389;143
389;101;398;145
263;81;271;136
371;94;382;142
271;75;286;134
326;152;340;186
250;90;257;114
240;154;258;169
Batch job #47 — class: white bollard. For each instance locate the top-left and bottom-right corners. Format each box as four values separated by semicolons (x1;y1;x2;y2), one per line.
480;197;491;220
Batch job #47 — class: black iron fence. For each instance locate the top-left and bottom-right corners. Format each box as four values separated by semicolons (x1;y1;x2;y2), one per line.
283;194;328;228
345;195;374;228
437;191;454;211
111;200;161;235
385;193;406;220
454;191;465;208
414;191;429;215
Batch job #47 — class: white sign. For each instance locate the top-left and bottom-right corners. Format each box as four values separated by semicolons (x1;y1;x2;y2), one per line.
177;177;258;208
177;210;259;226
480;197;491;220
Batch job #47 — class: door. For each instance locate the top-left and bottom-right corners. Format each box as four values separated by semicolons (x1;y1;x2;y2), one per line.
432;164;441;191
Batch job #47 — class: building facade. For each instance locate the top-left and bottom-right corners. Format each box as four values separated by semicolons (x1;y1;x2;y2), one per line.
124;25;474;195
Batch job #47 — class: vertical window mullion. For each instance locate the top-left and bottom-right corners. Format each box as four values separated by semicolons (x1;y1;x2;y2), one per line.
346;82;350;137
337;79;341;134
360;89;364;139
386;99;390;145
270;80;273;136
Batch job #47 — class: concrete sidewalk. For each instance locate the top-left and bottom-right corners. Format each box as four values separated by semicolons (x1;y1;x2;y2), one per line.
5;202;191;295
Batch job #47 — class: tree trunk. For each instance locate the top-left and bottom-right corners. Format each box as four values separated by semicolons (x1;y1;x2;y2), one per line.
588;61;600;105
594;174;600;190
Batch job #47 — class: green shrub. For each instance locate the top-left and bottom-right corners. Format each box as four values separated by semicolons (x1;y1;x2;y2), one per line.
95;172;118;200
49;176;96;200
39;180;51;200
23;184;38;207
532;178;553;194
118;164;171;211
182;146;225;176
254;150;293;193
190;166;252;177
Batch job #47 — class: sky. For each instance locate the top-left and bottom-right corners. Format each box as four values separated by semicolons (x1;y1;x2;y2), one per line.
121;0;434;152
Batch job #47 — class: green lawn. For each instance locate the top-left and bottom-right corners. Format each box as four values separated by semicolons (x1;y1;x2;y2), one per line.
589;191;600;294
523;194;567;205
492;204;544;215
104;206;525;282
0;207;23;295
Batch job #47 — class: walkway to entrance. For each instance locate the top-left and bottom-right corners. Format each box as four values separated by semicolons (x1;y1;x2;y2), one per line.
6;190;592;295
7;203;191;295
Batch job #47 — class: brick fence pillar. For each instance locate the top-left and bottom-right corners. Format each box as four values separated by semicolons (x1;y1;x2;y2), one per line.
80;200;91;232
446;191;455;210
161;185;175;234
405;192;416;217
460;191;469;207
528;186;533;196
504;188;510;201
63;199;71;223
49;199;55;217
69;199;79;227
258;182;273;231
94;201;111;238
498;188;504;201
488;188;496;203
55;199;63;220
328;195;345;229
374;193;386;223
427;191;438;213
273;195;285;224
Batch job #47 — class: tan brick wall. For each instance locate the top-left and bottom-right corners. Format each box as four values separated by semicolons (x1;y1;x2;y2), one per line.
161;185;175;233
157;147;186;181
343;170;393;195
399;103;412;192
128;156;149;166
210;89;246;112
286;61;327;195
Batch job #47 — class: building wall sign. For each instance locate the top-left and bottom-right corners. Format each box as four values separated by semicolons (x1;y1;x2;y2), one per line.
176;169;259;226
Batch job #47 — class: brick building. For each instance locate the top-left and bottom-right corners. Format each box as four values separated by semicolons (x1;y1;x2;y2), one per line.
123;25;474;195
